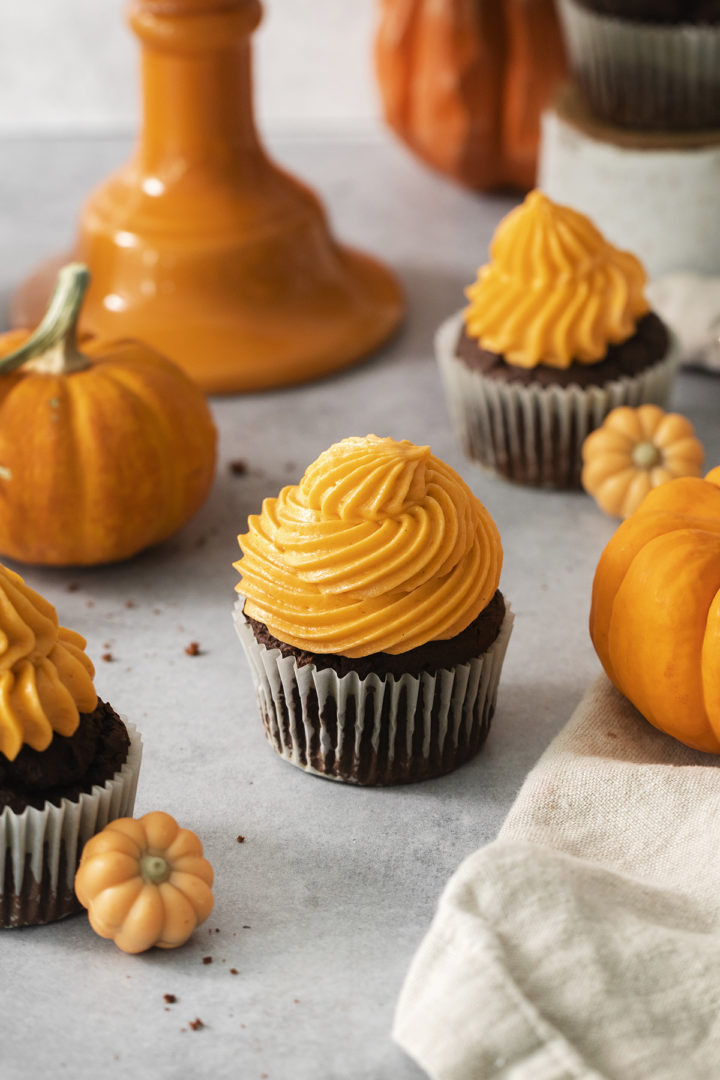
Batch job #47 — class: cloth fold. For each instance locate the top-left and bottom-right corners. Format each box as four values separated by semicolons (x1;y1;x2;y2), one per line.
394;675;720;1080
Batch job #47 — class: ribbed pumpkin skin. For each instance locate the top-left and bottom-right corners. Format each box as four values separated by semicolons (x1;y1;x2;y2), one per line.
590;469;720;753
0;337;217;566
375;0;567;191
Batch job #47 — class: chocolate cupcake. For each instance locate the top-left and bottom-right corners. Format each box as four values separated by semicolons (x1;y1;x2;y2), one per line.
557;0;720;130
0;566;141;927
233;435;513;785
436;191;678;488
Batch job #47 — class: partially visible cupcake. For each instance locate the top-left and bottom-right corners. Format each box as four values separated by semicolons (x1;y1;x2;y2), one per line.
436;190;678;488
233;435;512;785
557;0;720;130
0;565;141;927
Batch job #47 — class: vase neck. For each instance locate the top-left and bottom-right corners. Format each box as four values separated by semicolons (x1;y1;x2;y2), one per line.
128;0;264;174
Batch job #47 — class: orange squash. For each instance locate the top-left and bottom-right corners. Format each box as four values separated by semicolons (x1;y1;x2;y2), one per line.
590;467;720;752
375;0;567;191
75;811;214;953
0;264;216;566
581;405;705;519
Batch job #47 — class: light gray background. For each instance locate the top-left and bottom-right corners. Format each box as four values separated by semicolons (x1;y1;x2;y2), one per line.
0;0;380;135
2;131;719;1080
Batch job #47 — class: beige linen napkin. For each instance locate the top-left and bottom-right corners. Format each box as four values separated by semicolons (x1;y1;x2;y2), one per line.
394;675;720;1080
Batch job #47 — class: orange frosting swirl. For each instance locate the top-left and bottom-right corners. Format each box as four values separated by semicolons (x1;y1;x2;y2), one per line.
235;435;503;657
0;565;97;761
464;190;650;370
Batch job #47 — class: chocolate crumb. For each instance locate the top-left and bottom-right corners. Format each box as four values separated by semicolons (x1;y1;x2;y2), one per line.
164;994;177;1004
189;1018;205;1031
202;956;213;965
242;925;251;929
230;968;239;975
236;835;245;844
86;600;95;608
229;459;247;476
125;600;136;608
185;642;201;657
102;653;114;663
215;928;220;933
67;583;79;593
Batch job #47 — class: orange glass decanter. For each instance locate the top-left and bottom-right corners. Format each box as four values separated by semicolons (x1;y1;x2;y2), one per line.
12;0;404;393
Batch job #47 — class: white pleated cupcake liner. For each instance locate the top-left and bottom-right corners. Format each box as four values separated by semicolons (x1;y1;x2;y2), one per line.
0;721;142;928
557;0;720;130
436;310;679;488
234;599;513;786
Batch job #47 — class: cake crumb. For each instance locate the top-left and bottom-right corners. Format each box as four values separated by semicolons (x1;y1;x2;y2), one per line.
86;600;95;608
67;583;79;593
125;600;136;608
230;969;239;975
236;835;245;844
202;956;213;965
189;1018;205;1031
164;994;177;1004
229;459;248;476
102;652;114;662
242;925;251;929
185;641;201;656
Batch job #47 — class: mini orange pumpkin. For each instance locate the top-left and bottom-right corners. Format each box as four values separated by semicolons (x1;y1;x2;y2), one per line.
590;466;720;752
375;0;567;191
0;263;216;566
74;811;214;953
582;405;705;519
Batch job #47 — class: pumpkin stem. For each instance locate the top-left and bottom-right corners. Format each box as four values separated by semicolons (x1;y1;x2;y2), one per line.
0;263;92;377
140;854;172;885
632;442;661;469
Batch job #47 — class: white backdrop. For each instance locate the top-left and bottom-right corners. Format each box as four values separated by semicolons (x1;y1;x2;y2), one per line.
0;0;381;136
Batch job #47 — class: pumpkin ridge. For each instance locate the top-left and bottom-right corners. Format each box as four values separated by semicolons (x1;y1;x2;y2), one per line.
96;357;215;540
78;366;176;557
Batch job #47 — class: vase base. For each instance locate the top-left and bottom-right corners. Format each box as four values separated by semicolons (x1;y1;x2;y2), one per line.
12;246;404;395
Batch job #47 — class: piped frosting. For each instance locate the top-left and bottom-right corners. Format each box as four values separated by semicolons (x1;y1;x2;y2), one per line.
235;435;502;657
464;190;650;369
0;566;97;761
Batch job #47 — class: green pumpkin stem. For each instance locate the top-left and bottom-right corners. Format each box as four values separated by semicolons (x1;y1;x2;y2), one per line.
0;263;92;376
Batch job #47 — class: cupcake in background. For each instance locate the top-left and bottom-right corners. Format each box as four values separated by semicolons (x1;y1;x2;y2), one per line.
0;566;141;927
557;0;720;131
233;435;512;786
436;190;678;488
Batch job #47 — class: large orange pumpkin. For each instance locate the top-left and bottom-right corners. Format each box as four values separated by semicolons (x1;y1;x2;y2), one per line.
375;0;567;191
0;264;217;566
590;467;720;752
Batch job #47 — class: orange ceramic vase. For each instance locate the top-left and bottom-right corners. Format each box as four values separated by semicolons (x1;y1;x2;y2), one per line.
12;0;404;393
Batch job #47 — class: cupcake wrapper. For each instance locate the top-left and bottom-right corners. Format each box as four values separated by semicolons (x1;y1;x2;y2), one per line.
234;600;514;786
0;722;142;928
557;0;720;130
436;311;679;489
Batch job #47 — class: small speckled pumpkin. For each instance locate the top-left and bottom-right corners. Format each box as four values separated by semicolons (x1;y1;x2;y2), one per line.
75;811;214;953
582;404;704;519
0;263;217;566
